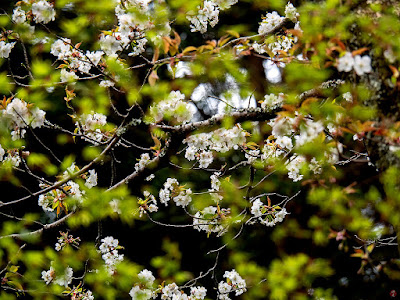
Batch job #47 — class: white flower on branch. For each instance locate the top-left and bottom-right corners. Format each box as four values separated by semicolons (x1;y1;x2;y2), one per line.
60;69;78;83
0;144;4;161
110;199;121;214
12;7;26;24
159;178;192;208
3;150;21;167
187;1;220;33
11;128;26;141
261;93;285;110
41;266;55;285
85;169;98;188
31;0;56;24
50;39;72;59
343;92;353;102
99;236;124;275
258;11;284;35
193;206;229;236
135;153;151;172
150;90;193;124
245;149;260;164
2;98;46;133
99;80;115;87
294;119;324;146
218;269;246;299
286;155;305;182
4;98;29;128
250;199;289;226
210;172;221;191
183;125;247;167
145;174;155;181
129;285;153;300
100;34;123;56
76;112;109;144
41;265;73;287
285;2;299;22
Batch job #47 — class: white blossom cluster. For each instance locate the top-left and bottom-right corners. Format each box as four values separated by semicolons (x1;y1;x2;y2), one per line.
12;0;56;26
99;236;124;275
76;112;108;144
264;114;341;181
146;173;155;181
286;155;307;182
258;2;299;35
253;28;300;56
309;157;323;175
72;290;94;300
342;92;353;103
38;180;85;212
254;2;300;56
0;41;16;59
129;269;156;300
187;1;220;34
268;34;296;56
285;2;299;22
41;265;73;287
253;2;300;56
55;232;81;251
258;11;285;35
109;198;121;214
294;119;325;146
98;0;166;58
210;172;221;191
135;153;151;172
161;283;208;300
337;52;372;76
183;125;247;168
245;149;260;164
129;286;153;300
218;269;247;299
250;199;289;226
159;178;192;207
31;0;56;24
150;91;194;124
50;38;104;80
38;165;97;211
187;0;238;33
0;145;4;162
138;191;158;217
260;119;293;162
193;206;229;236
1;98;46;141
12;6;26;24
85;169;98;189
261;93;285;110
130;269;207;300
0;146;21;167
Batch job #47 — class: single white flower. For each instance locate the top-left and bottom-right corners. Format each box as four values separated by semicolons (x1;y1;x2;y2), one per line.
32;0;56;24
285;2;299;22
60;69;78;83
354;55;372;76
0;41;16;59
337;52;354;72
12;7;26;24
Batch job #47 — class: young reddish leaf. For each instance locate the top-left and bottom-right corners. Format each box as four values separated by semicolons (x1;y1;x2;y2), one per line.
351;48;369;56
148;70;159;86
